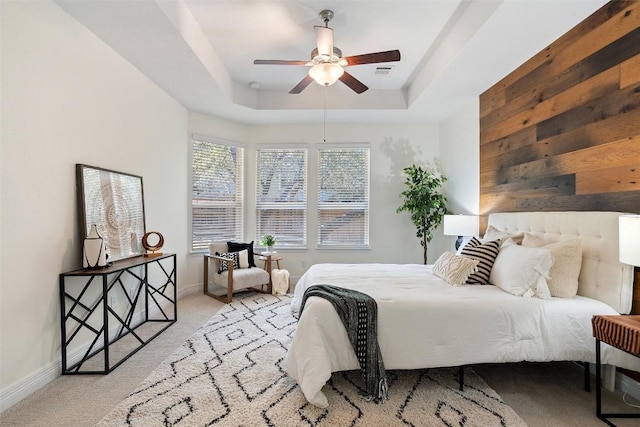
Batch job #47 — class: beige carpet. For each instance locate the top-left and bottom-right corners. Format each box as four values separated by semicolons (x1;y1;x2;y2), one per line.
96;292;526;426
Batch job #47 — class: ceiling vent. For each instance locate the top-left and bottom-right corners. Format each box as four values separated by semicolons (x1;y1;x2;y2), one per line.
374;65;394;76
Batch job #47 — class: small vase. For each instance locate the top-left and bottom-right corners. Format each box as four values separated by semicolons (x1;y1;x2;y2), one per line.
83;224;107;269
267;245;274;254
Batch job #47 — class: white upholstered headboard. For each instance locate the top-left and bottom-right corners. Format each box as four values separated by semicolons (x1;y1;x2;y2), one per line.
487;211;634;314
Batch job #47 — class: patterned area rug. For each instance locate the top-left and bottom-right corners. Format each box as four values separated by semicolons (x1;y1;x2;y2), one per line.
97;293;527;426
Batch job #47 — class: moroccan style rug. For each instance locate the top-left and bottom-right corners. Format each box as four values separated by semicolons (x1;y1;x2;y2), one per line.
96;293;527;426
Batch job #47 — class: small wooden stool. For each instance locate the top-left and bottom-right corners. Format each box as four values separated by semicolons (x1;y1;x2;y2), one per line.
592;315;640;426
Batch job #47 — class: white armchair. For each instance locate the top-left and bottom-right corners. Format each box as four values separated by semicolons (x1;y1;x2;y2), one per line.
203;242;270;303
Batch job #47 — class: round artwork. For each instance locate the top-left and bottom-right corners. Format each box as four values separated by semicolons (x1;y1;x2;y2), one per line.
142;231;164;253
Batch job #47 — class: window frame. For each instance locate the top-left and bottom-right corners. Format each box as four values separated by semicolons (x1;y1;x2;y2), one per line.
255;144;309;250
317;143;370;250
190;134;245;253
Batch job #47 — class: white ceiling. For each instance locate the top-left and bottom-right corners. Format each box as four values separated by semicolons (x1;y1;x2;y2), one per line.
55;0;606;125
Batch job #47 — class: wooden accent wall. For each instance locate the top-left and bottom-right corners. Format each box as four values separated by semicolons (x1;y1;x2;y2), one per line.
479;1;640;214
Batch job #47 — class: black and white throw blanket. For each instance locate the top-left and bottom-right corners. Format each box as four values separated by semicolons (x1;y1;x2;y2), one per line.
300;284;388;403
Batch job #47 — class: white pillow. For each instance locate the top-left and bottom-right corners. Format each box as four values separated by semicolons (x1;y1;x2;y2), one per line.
522;236;582;298
489;239;553;299
482;225;524;246
432;251;479;286
237;249;250;269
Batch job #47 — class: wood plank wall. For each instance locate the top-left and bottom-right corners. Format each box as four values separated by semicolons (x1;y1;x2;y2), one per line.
479;1;640;214
479;1;640;314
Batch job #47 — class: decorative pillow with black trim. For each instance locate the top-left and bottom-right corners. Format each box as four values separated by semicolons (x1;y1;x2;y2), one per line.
215;251;240;274
460;237;501;285
227;241;256;267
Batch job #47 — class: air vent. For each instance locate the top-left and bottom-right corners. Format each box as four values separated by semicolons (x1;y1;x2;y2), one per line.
374;66;394;76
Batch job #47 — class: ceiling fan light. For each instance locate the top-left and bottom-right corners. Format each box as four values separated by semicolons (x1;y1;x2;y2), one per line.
309;63;344;86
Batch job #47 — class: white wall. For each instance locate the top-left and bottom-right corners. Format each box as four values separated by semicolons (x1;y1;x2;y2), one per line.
246;122;445;275
0;1;188;410
0;0;482;413
439;101;481;247
186;118;446;279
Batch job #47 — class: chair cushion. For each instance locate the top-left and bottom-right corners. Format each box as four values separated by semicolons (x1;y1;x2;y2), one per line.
212;266;270;290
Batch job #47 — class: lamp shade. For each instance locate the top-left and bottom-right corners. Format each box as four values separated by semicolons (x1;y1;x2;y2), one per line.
619;214;640;266
443;215;479;237
309;63;344;86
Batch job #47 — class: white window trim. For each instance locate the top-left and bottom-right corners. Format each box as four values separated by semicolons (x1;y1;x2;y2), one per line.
317;143;370;250
190;134;245;253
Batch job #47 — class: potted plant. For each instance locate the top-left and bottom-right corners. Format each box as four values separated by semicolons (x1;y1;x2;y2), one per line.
261;234;277;253
396;165;450;264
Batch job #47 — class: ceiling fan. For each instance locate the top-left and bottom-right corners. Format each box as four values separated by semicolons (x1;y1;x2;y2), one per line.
253;10;401;94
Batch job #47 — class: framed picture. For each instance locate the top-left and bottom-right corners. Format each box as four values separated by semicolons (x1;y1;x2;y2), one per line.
76;164;146;262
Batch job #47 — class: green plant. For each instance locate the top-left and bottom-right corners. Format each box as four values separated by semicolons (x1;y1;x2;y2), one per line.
396;165;450;264
261;234;276;247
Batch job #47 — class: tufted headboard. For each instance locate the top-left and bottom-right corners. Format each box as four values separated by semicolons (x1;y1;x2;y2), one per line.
487;211;634;314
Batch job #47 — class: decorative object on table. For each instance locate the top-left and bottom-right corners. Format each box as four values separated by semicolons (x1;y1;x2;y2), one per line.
396;164;450;264
619;214;640;267
142;231;164;257
444;214;479;250
82;224;107;269
76;164;146;262
260;234;276;254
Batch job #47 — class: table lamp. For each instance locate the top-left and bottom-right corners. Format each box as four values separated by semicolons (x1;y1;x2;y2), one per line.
444;214;479;250
619;214;640;266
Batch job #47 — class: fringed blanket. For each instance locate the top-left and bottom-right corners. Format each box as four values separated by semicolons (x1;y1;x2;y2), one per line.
300;284;388;402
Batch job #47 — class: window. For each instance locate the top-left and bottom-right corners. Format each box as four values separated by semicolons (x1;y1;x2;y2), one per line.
191;135;244;252
256;147;307;248
318;145;370;248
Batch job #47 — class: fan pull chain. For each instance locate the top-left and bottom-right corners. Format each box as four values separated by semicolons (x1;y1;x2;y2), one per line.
323;85;327;143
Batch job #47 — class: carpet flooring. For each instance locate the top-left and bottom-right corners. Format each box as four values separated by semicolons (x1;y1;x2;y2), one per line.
96;292;526;426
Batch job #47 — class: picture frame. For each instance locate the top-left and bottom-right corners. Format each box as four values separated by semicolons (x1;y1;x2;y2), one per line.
76;164;146;262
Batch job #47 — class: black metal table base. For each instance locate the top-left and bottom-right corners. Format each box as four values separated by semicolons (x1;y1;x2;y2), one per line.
595;339;640;426
60;254;177;374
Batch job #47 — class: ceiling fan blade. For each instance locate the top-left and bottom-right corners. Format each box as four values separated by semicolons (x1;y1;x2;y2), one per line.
289;75;314;94
339;71;368;94
254;59;308;65
314;26;334;58
343;50;401;66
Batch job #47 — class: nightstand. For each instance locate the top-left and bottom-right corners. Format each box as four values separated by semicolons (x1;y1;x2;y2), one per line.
592;315;640;426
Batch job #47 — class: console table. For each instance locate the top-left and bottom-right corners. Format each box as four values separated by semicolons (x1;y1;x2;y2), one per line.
59;254;177;374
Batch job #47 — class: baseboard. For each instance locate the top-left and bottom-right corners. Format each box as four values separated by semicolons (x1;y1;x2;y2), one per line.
0;282;201;414
0;358;60;413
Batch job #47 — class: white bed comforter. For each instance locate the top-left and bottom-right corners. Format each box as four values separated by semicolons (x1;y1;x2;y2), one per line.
285;263;640;408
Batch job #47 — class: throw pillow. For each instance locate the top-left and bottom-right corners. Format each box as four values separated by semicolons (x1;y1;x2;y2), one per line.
460;237;501;285
432;251;479;286
227;241;256;267
237;249;250;269
522;236;582;298
215;251;239;274
489;240;553;299
482;225;524;246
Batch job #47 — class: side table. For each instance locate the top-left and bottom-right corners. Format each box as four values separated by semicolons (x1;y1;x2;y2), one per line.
592;314;640;425
258;254;283;294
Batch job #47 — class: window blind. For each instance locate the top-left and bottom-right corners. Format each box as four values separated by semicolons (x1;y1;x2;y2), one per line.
191;136;244;252
318;146;370;248
256;148;307;248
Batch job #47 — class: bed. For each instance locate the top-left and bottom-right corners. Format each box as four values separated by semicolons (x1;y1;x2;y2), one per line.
285;211;640;408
